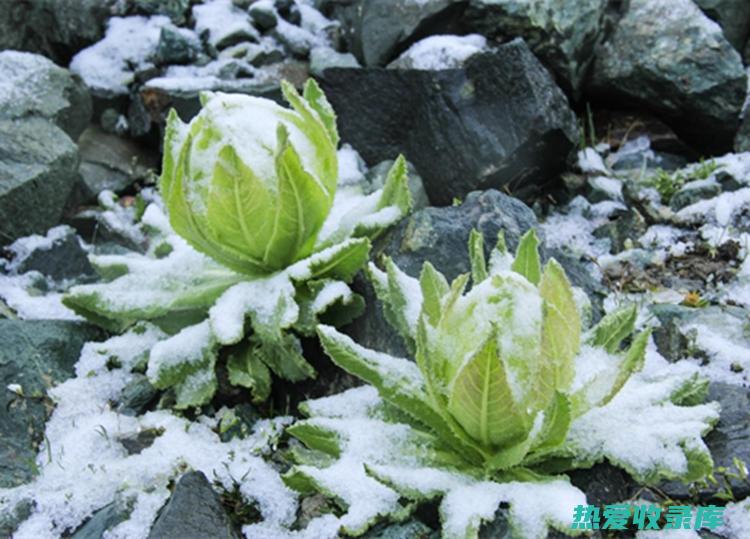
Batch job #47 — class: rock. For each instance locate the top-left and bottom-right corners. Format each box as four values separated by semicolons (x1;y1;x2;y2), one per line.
365;159;431;210
0;0;118;66
0;117;80;245
592;208;647;254
318;0;465;67
309;46;360;77
0;499;33;538
736;94;750;153
670;178;723;211
76;126;159;202
660;382;750;501
148;471;239;539
117;374;158;416
193;0;260;51
362;520;435;538
133;0;191;25
249;2;279;30
319;39;578;205
463;0;623;94
0;320;103;488
694;0;750;51
588;0;747;154
387;34;487;71
6;225;95;282
156;25;202;65
346;190;538;357
586;176;623;203
0;51;92;141
69;500;133;539
100;108;129;136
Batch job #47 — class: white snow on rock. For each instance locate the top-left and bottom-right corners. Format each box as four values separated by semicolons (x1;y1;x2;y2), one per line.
0;326;298;538
193;0;259;49
70;16;170;96
390;34;487;70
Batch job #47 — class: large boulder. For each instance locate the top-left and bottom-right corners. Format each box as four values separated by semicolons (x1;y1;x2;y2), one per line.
318;0;465;67
0;0;119;66
147;471;239;539
588;0;747;154
0;320;103;488
462;0;623;95
0;51;92;141
694;0;750;52
0;118;80;245
318;38;578;206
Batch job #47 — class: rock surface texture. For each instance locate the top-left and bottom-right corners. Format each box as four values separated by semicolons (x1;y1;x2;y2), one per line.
319;39;578;205
589;0;747;154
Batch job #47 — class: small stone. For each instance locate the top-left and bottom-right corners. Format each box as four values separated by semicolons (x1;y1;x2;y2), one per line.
249;2;279;30
133;0;191;25
156;25;201;65
117;374;158;416
670;179;722;211
147;471;239;539
69;500;133;539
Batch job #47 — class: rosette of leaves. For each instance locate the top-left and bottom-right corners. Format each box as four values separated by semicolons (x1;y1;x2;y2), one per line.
284;230;720;538
63;80;412;408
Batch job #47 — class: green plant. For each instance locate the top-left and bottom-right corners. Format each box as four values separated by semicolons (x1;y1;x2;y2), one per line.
284;230;719;538
645;159;719;204
63;80;412;408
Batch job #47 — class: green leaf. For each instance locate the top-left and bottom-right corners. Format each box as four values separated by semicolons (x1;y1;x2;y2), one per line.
511;229;541;285
468;229;488;285
419;261;449;326
302;78;339;147
254;333;315;382
377;155;412;216
227;341;272;403
586;305;637;353
367;258;421;350
302;238;371;282
317;325;483;463
294;279;362;336
264;123;333;268
529;392;572;457
286;420;341;458
174;367;217;409
598;329;650;408
538;259;580;396
447;331;530;449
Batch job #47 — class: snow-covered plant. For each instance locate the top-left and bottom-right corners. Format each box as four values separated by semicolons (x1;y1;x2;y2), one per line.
284;230;720;538
63;80;412;408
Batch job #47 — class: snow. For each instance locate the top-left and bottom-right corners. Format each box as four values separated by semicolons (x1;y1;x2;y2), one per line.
310;280;353;313
193;0;259;49
70;16;169;95
676;187;750;227
146;319;214;381
578;147;609;174
0;272;80;320
391;34;487;70
589;175;624;201
720;497;750;539
0;326;297;538
337;145;366;186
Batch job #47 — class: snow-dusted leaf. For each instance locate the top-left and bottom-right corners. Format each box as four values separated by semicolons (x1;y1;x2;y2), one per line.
367;258;422;349
286;386;587;539
469;229;488;285
227;340;272;403
564;360;719;484
586;305;638;353
295;279;363;336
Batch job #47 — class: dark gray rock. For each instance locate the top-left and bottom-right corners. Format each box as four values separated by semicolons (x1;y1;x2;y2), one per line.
319;39;578;205
588;0;747;154
463;0;623;94
249;2;279;30
569;463;639;507
736;100;750;153
592;208;647;254
660;382;750;501
362;520;435;538
70;500;133;539
0;51;92;141
156;25;202;65
346;190;538;357
694;0;750;51
76;126;159;202
10;226;95;282
133;0;191;25
0;0;118;66
148;471;239;539
318;0;465;67
0;499;33;538
0;320;103;488
0;117;80;245
670;179;723;211
118;374;158;416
